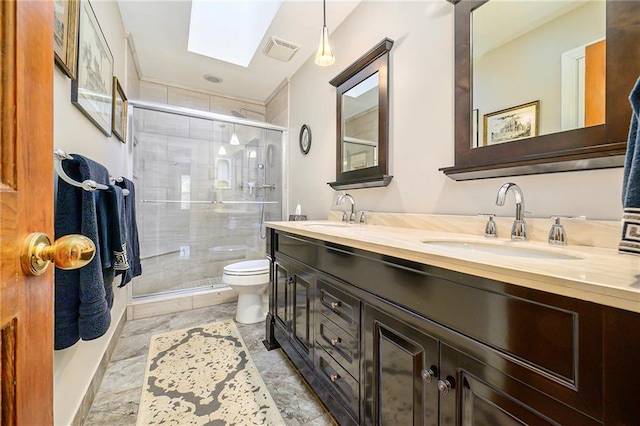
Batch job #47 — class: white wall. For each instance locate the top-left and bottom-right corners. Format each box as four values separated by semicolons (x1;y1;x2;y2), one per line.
288;0;624;221
474;1;605;137
52;0;131;424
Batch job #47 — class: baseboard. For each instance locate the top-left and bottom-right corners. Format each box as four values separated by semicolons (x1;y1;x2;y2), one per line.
69;310;127;426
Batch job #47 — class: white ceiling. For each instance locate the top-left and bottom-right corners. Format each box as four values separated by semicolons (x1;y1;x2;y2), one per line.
473;0;594;58
117;0;361;104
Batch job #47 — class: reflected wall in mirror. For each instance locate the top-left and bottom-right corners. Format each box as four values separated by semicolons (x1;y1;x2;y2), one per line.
472;0;605;148
329;38;393;190
342;72;380;172
442;0;640;181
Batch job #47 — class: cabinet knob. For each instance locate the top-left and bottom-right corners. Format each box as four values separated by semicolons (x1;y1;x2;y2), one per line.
437;378;453;396
330;337;342;346
421;368;436;383
330;374;340;382
330;301;342;309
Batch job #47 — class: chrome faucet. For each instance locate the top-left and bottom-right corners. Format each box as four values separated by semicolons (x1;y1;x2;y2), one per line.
336;193;356;223
495;183;527;241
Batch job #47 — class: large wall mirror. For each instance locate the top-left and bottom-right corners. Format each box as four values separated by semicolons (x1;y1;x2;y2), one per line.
329;38;393;190
442;0;640;180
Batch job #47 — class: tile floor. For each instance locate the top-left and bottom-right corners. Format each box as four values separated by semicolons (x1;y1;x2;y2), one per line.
84;302;335;425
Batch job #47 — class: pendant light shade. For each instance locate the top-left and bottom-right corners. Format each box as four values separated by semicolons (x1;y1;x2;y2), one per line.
314;0;335;66
230;124;240;145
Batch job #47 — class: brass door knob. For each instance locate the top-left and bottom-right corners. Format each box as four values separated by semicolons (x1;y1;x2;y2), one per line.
20;233;96;276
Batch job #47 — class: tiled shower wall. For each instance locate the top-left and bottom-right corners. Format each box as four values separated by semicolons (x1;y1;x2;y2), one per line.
131;106;283;297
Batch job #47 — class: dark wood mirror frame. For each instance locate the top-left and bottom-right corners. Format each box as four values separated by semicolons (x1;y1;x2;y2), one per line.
328;38;393;190
441;0;640;181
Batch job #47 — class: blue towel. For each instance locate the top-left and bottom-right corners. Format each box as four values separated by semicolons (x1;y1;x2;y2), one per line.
54;154;112;349
619;77;640;254
96;184;129;307
116;178;142;286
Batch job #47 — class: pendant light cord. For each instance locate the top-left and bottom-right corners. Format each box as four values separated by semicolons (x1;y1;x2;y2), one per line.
323;0;326;26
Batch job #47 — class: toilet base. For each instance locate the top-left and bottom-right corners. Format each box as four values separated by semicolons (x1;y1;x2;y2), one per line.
235;293;266;324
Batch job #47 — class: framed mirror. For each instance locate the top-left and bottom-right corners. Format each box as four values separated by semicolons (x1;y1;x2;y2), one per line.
329;38;393;190
442;0;640;180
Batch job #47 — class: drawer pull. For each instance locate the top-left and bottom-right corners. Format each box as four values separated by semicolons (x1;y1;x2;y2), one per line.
330;301;342;309
330;337;342;346
330;374;341;382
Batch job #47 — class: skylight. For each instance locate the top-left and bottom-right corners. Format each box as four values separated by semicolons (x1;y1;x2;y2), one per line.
188;0;282;68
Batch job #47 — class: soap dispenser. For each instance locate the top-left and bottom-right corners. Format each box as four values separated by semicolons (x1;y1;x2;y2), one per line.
548;217;567;245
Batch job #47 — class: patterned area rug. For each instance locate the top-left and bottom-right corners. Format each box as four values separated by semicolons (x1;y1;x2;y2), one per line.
137;320;284;425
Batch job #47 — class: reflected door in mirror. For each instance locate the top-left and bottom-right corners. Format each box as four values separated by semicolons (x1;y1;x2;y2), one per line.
342;72;380;172
472;0;605;148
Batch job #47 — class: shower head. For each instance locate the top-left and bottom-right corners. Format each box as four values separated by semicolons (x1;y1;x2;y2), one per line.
230;108;266;120
256;164;265;170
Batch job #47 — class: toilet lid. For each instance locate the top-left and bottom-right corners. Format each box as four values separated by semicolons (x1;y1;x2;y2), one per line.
223;259;270;276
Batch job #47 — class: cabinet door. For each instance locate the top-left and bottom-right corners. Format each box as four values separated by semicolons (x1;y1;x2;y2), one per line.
274;261;291;330
439;343;601;426
363;305;439;426
292;269;313;355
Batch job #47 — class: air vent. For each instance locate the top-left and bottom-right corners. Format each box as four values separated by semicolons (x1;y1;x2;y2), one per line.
263;36;300;62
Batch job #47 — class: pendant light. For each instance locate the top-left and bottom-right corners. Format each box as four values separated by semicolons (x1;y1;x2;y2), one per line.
230;123;240;145
314;0;335;66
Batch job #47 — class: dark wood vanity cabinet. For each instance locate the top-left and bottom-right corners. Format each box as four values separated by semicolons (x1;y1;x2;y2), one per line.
363;304;439;425
265;229;640;425
273;259;313;361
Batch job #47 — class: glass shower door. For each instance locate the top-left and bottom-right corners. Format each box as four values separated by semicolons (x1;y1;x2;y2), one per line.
131;106;283;298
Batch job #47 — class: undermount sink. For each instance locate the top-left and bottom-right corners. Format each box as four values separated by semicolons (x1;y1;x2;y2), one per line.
422;240;583;260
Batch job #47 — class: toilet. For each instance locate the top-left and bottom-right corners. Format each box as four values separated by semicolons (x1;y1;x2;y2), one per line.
222;259;270;324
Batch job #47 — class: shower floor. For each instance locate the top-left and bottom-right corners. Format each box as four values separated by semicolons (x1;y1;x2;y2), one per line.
133;242;265;298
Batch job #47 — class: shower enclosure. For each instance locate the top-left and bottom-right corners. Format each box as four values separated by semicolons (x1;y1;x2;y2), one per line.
130;102;285;298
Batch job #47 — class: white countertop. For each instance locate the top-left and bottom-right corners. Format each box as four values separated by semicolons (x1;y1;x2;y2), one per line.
267;220;640;313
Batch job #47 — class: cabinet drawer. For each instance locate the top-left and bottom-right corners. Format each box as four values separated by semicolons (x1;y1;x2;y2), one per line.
316;345;359;422
316;317;359;381
317;278;359;337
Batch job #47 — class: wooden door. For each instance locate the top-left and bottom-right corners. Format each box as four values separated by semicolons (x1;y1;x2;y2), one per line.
438;343;601;426
273;261;291;330
1;1;54;425
363;304;439;426
292;268;312;356
585;39;606;126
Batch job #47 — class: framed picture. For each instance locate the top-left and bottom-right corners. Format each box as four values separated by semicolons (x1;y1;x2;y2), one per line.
71;0;113;136
112;76;128;143
472;109;479;148
53;0;79;79
483;101;539;146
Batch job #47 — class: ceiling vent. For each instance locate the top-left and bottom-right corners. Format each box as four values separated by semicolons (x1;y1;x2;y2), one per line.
263;36;300;62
